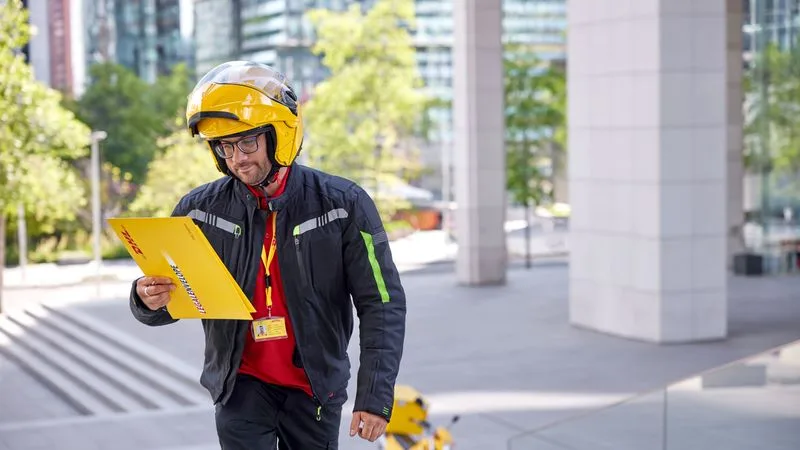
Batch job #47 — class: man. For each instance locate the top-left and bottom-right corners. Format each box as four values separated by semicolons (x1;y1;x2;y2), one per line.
129;61;407;449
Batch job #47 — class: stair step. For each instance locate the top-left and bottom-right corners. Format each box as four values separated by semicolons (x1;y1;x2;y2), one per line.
25;305;202;407
0;316;126;415
41;303;207;401
0;330;113;416
14;306;183;411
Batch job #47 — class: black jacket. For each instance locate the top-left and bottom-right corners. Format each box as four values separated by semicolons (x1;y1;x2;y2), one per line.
129;163;407;420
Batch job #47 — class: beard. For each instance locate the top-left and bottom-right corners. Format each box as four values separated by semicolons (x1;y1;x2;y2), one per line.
232;162;270;186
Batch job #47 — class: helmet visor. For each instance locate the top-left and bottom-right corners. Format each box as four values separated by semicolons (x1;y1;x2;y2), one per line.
192;61;298;111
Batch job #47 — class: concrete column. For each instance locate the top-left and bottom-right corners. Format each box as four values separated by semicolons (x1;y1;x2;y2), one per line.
452;0;507;285
727;0;745;266
568;0;733;342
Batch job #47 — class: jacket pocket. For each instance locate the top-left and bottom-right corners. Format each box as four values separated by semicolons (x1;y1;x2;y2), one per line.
368;357;379;396
190;210;243;266
294;235;310;288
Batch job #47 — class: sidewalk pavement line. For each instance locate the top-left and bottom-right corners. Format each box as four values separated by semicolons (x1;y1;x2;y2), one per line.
41;302;204;386
3;279;130;291
0;405;214;432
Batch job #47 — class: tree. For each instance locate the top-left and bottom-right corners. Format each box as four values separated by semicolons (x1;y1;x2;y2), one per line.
70;62;193;184
151;63;194;130
504;45;566;267
0;0;91;311
744;40;800;218
744;42;800;171
129;125;221;217
304;0;429;221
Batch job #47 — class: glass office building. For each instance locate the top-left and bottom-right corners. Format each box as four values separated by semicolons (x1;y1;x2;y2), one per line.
413;0;454;191
742;0;800;260
744;0;800;61
236;0;347;100
83;0;116;66
503;0;566;60
194;0;359;98
154;0;186;75
194;0;240;78
112;0;190;82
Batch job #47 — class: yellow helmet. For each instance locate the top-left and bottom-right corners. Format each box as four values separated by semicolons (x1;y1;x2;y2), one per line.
186;61;303;179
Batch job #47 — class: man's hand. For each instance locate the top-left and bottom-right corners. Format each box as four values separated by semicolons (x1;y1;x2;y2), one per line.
350;411;388;442
135;276;176;311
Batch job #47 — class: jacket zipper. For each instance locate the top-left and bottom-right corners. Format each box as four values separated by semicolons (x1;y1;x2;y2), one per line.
294;234;310;288
369;358;379;396
285;219;323;420
219;200;263;404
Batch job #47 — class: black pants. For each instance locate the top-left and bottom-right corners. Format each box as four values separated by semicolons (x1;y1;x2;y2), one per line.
215;374;343;450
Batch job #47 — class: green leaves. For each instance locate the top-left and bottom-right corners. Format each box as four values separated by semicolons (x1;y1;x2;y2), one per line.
13;155;87;229
69;62;193;184
504;44;566;207
0;0;90;224
0;0;31;52
129;129;221;218
304;0;428;221
745;42;800;174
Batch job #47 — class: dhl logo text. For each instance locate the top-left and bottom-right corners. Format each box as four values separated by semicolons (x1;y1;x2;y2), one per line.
121;227;144;256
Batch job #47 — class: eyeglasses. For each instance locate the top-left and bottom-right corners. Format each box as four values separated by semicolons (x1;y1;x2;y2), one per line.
213;134;260;159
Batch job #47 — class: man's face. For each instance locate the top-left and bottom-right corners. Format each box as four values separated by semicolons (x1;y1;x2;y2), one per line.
218;132;272;186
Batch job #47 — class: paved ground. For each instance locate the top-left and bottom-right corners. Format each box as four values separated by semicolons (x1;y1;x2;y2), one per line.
1;262;799;450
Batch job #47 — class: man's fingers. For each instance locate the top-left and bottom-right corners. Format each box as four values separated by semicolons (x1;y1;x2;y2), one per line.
138;276;174;287
146;285;175;296
351;412;387;441
360;422;373;440
349;412;362;437
145;292;171;311
366;418;385;442
148;276;174;285
134;276;174;311
136;277;173;290
368;423;383;441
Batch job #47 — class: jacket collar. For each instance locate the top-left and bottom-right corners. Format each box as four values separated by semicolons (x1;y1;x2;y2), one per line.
234;163;302;212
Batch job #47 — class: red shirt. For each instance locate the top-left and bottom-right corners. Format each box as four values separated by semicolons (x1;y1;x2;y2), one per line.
238;169;313;397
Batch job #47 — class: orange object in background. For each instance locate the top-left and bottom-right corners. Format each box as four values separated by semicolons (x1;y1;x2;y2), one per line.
394;208;442;231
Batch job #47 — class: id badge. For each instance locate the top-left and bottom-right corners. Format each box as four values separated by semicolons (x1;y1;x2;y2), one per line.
252;317;288;341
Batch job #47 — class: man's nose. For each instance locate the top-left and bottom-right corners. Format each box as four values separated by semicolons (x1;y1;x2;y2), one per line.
231;145;249;163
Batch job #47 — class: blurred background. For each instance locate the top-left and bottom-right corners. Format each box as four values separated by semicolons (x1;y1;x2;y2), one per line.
0;0;799;449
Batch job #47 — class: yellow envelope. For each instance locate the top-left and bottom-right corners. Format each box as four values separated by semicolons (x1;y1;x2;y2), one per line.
107;216;256;320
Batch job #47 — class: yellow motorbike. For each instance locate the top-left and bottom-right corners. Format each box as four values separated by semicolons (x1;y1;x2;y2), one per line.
377;385;460;450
